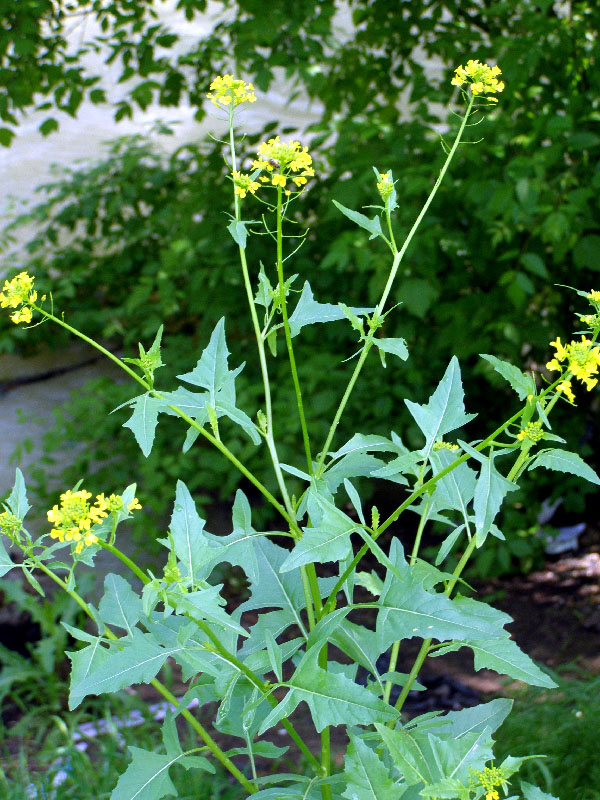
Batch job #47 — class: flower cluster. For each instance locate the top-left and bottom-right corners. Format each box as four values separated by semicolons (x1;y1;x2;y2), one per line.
376;172;394;202
0;271;39;324
451;60;505;100
47;490;141;554
252;136;314;194
516;420;544;443
581;289;600;330
206;75;256;109
433;440;460;451
546;336;600;402
232;171;260;199
0;510;22;539
474;765;508;800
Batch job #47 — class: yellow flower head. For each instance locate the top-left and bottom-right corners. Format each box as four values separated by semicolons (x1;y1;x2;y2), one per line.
46;488;109;552
376;172;395;202
253;137;314;194
127;497;142;512
433;440;460;451
587;289;600;303
0;272;37;325
547;335;600;396
451;60;505;100
0;510;22;539
206;74;256;109
516;421;544;443
475;765;507;799
232;171;260;199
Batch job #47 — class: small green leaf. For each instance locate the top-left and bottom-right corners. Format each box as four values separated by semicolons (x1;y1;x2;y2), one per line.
339;302;365;336
227;220;248;248
480;354;535;400
288;282;373;337
123;393;164;457
39;117;59;136
520;781;559;800
405;357;476;460
343;733;404;800
258;646;397;734
332;200;383;240
0;539;15;577
528;449;600;485
99;574;142;635
6;468;31;521
373;337;409;362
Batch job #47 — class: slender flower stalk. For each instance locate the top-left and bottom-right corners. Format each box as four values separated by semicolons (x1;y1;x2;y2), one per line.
315;96;475;476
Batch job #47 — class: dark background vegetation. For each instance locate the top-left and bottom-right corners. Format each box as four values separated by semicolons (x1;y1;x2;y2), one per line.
2;0;600;578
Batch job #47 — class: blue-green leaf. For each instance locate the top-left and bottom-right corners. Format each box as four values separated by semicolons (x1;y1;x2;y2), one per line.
520;781;559;800
227;219;248;248
169;480;210;585
177;318;242;408
376;541;505;649
343;733;405;800
110;745;212;800
69;630;184;709
332;199;384;240
373;337;409;362
0;539;14;577
528;448;600;485
6;468;30;521
123;393;164;457
288;282;373;337
99;574;142;635
280;490;359;572
405;357;476;460
258;646;397;734
239;539;310;639
431;637;556;688
424;698;513;739
480;354;536;400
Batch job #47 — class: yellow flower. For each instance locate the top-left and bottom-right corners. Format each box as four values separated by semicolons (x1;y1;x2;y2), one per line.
206;74;256;109
451;59;504;99
127;498;142;512
232;171;259;198
376;171;395;202
587;289;600;303
253;137;314;193
557;380;576;403
0;272;38;325
45;488;111;554
10;307;32;324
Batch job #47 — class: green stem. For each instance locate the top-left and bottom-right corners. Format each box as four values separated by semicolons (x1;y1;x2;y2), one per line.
32;306;291;526
322;405;525;616
100;541;149;584
226;121;317;630
382;496;431;705
315;97;475;476
30;558;256;793
276;187;313;476
382;640;401;705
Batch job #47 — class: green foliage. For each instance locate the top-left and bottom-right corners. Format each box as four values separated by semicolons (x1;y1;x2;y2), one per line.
495;672;600;800
3;27;600;800
2;1;600;569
